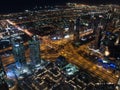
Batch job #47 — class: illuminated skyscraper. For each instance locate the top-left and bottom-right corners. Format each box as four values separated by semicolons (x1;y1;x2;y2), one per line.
11;37;26;68
29;35;41;65
0;57;9;90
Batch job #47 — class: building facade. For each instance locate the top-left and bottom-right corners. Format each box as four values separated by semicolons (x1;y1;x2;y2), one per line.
11;37;26;68
74;18;80;43
29;35;41;65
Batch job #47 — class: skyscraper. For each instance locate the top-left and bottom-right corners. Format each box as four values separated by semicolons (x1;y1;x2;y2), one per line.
69;20;74;34
74;18;80;43
29;35;41;65
0;57;9;90
94;23;103;49
11;37;26;68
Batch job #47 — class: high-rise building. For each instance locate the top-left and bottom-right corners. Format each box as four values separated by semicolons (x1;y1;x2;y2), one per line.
104;12;113;31
69;20;74;34
74;18;80;43
94;24;103;49
29;35;41;65
0;57;9;90
11;37;26;68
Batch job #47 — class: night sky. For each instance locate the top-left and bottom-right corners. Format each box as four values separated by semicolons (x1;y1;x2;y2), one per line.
0;0;119;13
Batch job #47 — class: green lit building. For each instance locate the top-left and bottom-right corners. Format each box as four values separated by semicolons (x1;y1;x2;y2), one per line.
29;35;41;65
63;63;79;76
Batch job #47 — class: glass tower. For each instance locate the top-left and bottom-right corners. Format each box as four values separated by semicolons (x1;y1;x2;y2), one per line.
29;35;41;65
11;37;26;68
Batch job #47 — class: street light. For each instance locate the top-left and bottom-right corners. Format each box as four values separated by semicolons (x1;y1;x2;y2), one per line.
104;46;110;57
115;37;119;45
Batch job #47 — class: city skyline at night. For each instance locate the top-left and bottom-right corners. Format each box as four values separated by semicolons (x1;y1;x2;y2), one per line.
0;0;119;13
0;1;120;90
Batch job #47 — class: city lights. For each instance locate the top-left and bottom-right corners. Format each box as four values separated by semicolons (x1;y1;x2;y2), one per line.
0;2;120;90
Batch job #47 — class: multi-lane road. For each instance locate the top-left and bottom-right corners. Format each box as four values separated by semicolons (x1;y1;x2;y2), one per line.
1;36;119;84
1;19;119;84
60;43;119;84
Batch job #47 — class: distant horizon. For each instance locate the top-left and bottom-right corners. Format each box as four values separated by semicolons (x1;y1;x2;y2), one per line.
0;0;119;14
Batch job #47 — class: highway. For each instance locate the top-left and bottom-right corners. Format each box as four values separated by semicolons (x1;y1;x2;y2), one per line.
2;37;119;84
61;43;119;84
